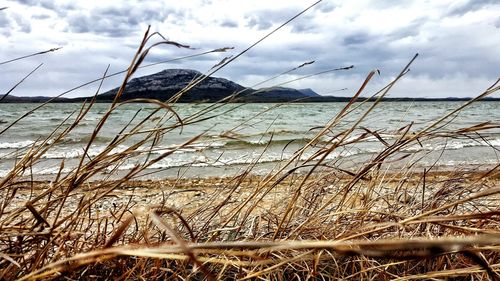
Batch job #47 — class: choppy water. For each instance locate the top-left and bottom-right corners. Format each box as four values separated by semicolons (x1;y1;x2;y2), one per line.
0;102;499;179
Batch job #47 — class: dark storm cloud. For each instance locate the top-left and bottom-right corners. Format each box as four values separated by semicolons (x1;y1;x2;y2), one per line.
447;0;498;16
66;5;174;37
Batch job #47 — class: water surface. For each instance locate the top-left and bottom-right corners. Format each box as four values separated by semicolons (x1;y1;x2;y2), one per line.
0;101;498;178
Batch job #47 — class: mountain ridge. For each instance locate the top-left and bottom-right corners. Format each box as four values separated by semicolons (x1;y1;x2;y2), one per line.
84;68;317;103
1;69;499;102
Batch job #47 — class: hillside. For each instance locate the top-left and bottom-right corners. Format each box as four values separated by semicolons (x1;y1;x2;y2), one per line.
2;69;499;103
78;69;318;103
0;95;68;103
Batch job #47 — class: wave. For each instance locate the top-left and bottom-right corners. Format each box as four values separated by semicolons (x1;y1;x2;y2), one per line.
0;140;35;149
146;138;311;155
2;142;497;176
2;136;498;168
215;129;308;140
0;135;115;151
223;137;315;148
41;145;130;159
107;148;359;171
59;135;113;145
402;138;500;152
0;166;74;177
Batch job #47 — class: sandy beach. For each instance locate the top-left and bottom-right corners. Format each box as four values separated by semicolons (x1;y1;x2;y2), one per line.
2;166;498;279
7;166;499;233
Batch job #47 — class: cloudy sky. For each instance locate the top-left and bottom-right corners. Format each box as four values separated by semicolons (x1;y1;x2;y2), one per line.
0;0;499;98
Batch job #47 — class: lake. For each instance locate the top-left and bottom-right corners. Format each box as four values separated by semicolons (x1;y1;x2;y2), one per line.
0;101;499;179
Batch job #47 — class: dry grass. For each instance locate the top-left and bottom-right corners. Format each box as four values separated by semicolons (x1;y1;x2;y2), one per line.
1;4;500;280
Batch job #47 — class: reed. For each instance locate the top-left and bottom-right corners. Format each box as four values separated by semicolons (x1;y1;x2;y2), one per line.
1;6;499;281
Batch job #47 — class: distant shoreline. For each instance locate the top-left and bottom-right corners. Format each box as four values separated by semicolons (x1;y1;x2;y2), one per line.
2;68;499;103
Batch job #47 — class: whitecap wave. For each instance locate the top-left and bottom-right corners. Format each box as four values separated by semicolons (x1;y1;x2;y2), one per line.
0;140;35;149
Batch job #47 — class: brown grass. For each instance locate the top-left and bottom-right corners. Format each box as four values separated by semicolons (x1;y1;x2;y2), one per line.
1;3;500;280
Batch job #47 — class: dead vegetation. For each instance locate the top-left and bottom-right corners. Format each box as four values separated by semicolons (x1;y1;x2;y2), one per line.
1;3;500;280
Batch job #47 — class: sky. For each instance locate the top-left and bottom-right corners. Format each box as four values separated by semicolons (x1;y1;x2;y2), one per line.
0;0;499;98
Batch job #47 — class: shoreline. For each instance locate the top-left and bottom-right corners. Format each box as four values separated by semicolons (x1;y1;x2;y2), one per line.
3;96;500;104
10;165;499;215
15;161;500;182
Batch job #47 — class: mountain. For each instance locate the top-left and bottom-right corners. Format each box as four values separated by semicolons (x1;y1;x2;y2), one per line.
0;95;68;103
81;69;317;103
298;88;320;97
242;87;316;102
2;69;499;103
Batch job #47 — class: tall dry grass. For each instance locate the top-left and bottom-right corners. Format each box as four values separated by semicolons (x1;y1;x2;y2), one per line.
1;4;500;280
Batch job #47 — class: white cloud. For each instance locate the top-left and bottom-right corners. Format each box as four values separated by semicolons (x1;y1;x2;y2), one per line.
0;0;499;98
